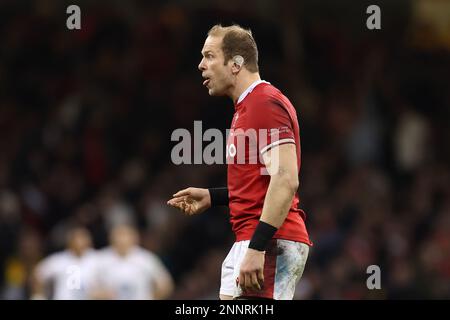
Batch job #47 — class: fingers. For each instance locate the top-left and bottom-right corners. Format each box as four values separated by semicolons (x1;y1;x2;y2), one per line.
167;196;186;206
173;188;192;198
239;271;262;293
178;200;187;212
167;188;203;216
244;273;252;292
257;268;264;289
177;202;189;214
250;272;261;291
238;273;246;294
167;196;186;210
167;188;191;211
167;196;196;215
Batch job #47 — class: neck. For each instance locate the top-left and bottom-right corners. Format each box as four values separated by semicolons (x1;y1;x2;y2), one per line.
230;72;261;103
115;247;132;257
70;248;84;257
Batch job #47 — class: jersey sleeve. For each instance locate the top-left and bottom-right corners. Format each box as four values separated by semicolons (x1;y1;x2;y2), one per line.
36;255;58;283
144;252;169;280
246;98;296;155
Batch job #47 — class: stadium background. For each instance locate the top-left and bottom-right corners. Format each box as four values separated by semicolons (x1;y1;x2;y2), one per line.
0;0;449;299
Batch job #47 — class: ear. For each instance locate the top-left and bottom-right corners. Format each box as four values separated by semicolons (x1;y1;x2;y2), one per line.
231;62;241;75
231;55;244;75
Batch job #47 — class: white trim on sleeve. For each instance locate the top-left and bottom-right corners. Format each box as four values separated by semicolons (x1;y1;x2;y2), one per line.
260;138;295;155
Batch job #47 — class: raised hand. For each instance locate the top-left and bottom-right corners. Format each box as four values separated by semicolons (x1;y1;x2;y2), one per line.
167;187;211;215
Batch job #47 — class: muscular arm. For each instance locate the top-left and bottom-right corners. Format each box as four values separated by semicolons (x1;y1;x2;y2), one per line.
30;266;47;299
260;143;299;228
238;143;299;293
151;259;175;300
30;258;55;300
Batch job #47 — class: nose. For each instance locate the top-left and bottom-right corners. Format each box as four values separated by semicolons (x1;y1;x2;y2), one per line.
198;58;206;71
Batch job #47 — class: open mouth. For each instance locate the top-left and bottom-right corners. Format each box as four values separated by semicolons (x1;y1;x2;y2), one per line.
202;77;210;86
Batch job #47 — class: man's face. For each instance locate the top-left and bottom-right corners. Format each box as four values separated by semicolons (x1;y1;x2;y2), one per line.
111;225;137;254
198;35;233;96
68;229;92;253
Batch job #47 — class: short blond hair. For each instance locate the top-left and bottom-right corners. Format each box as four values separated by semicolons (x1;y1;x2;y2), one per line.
208;24;259;73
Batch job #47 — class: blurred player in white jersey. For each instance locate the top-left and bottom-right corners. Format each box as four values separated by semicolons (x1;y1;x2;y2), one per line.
91;224;174;300
31;227;98;300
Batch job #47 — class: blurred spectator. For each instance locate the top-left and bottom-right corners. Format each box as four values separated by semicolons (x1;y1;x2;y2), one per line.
30;226;97;300
90;224;174;300
1;227;43;300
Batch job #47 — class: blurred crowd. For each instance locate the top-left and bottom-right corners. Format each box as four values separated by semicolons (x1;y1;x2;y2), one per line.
0;0;449;299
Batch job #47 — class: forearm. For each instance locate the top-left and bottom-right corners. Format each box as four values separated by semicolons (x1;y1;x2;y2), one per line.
154;282;174;300
153;272;174;300
30;273;47;299
248;144;299;253
259;175;297;228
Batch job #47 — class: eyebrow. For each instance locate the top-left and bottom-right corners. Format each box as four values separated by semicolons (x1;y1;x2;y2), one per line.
201;50;213;56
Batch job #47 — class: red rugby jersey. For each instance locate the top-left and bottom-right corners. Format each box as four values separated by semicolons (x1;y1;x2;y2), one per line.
226;81;312;245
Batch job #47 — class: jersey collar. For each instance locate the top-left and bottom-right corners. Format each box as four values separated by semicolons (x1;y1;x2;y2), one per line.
236;79;270;105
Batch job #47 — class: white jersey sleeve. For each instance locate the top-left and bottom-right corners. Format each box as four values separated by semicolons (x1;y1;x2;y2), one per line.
35;253;61;284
